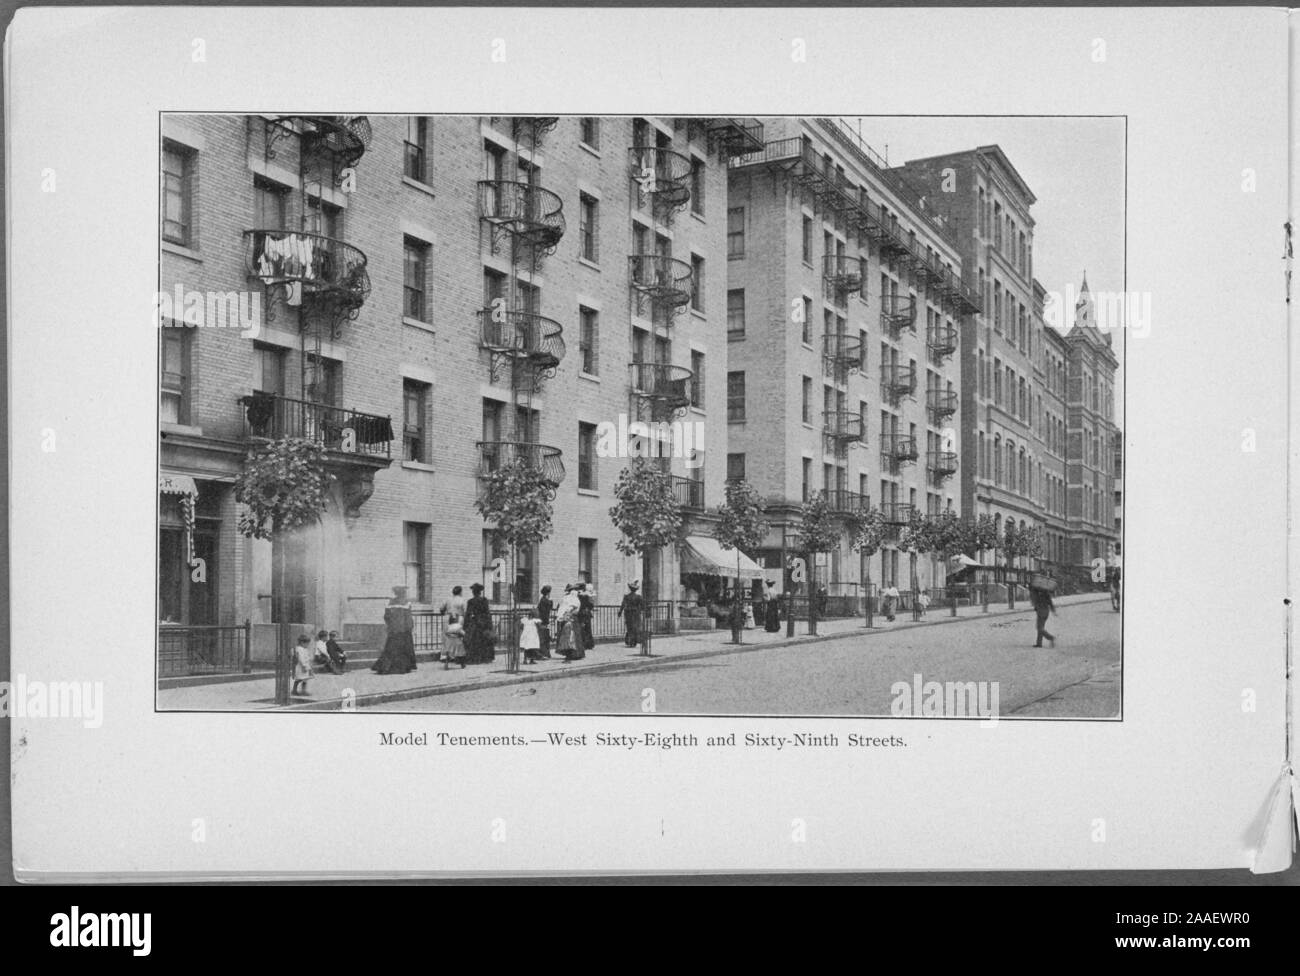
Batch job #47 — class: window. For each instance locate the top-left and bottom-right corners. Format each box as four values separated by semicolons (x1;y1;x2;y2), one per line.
727;289;745;339
727;371;746;422
305;354;341;407
579;118;600;150
690;350;705;408
162;142;194;246
727;207;745;258
802;296;813;345
579;193;598;262
727;452;746;482
691;255;706;312
578;422;597;490
254;343;286;396
253;176;288;231
802;458;812;502
859;330;868;370
159;326;191;424
578;538;597;585
482;530;508;603
404;523;431;604
404;237;429;320
802;215;813;264
578;306;598;375
801;376;812;424
690;157;705;216
977;187;986;239
404;116;429;182
403;380;429;462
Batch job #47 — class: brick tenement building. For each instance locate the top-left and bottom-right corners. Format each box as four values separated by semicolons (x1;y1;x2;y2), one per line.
158;115;757;656
1038;288;1071;567
726;118;976;598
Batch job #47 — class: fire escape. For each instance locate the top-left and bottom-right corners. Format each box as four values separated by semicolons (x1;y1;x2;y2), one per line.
476;118;567;498
242;115;392;516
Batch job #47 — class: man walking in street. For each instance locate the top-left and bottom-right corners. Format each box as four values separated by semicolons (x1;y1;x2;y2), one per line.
1030;579;1056;648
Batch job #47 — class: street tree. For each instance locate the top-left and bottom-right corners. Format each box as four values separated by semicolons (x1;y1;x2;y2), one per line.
714;479;770;644
234;436;331;704
849;506;887;627
609;458;683;653
796;491;841;635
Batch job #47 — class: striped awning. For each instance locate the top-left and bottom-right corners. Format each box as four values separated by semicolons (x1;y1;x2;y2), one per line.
159;472;198;496
680;536;766;580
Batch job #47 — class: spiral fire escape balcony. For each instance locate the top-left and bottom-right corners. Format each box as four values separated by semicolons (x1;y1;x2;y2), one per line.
823;489;869;516
881;502;917;525
478;308;566;379
628;254;694;315
927;388;959;423
476;440;566;489
881;364;918;405
244;229;371;316
823;410;865;457
881;435;920;472
927;450;959;484
629;362;695;420
905;242;945;288
705;118;765;159
823;254;865;295
511;117;560;147
823;332;865;377
927;322;959;362
478;180;567;254
261;116;372;179
628;146;694;214
880;294;917;337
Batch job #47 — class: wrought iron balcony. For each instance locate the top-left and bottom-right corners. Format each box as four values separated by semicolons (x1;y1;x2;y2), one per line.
629;362;695;413
478;180;567;251
264;116;372;171
476;440;565;487
628;254;694;310
239;392;392;458
823;410;865;443
881;434;919;462
928;451;959;481
823;254;864;293
823;332;865;371
628;146;694;211
881;364;918;403
927;387;959;421
244;230;370;311
880;502;916;525
705;118;765;158
823;489;869;515
511;117;560;147
880;294;917;335
478;309;566;370
671;474;705;510
927;322;959;359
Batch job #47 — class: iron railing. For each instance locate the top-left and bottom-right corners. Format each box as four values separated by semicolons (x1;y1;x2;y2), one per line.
927;450;959;481
880;293;917;335
628;254;694;309
881;434;919;462
823;254;864;293
629;362;695;412
881;364;918;402
927;387;959;421
823;488;869;515
881;502;916;524
823;410;865;442
927;323;959;359
671;475;705;509
239;392;393;457
477;440;566;487
823;332;865;370
244;229;370;310
412;601;676;652
478;309;566;369
478;180;567;250
628;146;693;209
511;117;560;147
158;622;252;678
706;118;765;157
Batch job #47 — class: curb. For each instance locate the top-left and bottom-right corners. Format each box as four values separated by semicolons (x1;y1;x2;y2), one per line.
284;595;1112;711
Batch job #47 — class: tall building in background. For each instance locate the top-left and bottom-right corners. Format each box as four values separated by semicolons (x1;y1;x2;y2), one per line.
158;115;751;658
726;118;976;601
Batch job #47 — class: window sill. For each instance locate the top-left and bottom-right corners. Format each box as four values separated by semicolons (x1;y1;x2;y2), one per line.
802;261;814;271
579;372;600;383
401;176;437;199
160;422;203;437
802;342;815;352
401;460;436;473
802;422;815;431
403;316;436;335
728;253;745;261
578;257;601;272
728;418;746;425
690;308;706;321
690;210;706;224
162;241;202;262
689;405;706;416
579;142;601;158
577;488;600;498
727;333;745;342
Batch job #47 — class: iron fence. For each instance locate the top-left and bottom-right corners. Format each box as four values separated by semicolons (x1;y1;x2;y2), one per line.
158;622;252;678
412;602;675;652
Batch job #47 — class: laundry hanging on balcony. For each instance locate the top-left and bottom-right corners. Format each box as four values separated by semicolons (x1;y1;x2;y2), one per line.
349;414;393;447
679;535;765;580
241;392;277;435
159;471;199;566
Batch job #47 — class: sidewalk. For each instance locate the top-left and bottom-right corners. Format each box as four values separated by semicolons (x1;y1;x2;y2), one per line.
156;593;1113;711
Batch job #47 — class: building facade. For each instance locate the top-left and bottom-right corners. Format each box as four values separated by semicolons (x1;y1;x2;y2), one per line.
725;117;976;597
159;114;761;655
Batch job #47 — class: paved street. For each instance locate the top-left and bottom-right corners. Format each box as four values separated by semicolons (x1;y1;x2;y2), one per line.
374;596;1120;717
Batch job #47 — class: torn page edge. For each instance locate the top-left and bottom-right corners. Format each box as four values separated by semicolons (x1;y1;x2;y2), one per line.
1249;763;1294;873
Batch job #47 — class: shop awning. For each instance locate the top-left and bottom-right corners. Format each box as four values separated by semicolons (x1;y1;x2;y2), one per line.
680;535;766;580
159;472;198;496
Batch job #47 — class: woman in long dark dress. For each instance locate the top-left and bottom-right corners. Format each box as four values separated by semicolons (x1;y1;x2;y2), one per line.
463;583;495;664
577;583;595;652
763;581;782;632
372;585;417;674
536;586;554;659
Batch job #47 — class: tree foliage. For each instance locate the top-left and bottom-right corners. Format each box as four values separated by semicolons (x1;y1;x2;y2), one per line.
715;479;770;555
475;456;556;550
966;513;1001;555
849;506;887;557
609;458;683;556
797;491;841;555
234;437;331;540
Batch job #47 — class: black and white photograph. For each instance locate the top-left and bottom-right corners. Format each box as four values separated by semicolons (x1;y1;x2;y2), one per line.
157;113;1125;718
